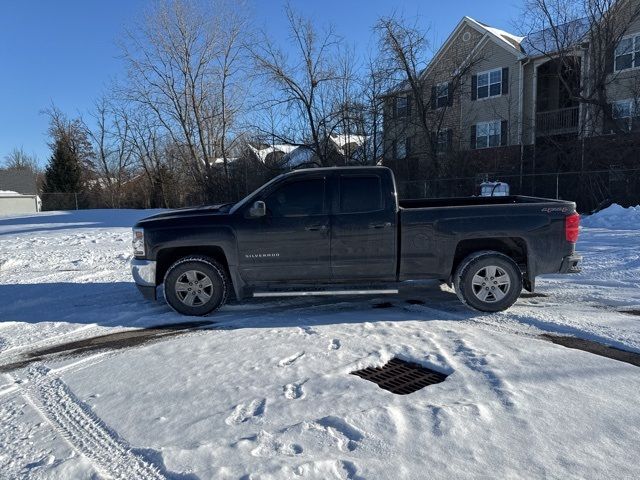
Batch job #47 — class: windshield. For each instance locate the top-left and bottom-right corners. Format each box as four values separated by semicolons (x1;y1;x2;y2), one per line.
230;173;287;214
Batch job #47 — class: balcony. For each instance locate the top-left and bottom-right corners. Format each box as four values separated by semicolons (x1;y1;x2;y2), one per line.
536;106;580;137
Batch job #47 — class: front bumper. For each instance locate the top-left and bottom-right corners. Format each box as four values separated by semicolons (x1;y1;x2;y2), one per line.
559;254;582;274
131;259;157;300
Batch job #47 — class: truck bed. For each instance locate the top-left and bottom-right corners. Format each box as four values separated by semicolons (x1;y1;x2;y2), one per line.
399;195;570;209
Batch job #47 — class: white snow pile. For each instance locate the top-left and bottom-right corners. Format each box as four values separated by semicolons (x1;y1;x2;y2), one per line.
0;190;19;196
581;203;640;230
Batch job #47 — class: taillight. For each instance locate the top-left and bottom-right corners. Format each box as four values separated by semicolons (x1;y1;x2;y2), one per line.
565;213;580;243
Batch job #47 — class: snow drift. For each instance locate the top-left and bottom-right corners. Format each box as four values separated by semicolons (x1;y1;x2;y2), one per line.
581;203;640;230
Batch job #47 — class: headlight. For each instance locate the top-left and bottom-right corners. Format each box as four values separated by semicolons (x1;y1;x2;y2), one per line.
132;228;145;257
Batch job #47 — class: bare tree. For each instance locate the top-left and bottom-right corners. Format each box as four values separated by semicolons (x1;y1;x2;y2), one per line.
2;147;39;173
521;0;640;134
374;15;482;175
85;96;135;207
122;0;249;202
250;4;355;166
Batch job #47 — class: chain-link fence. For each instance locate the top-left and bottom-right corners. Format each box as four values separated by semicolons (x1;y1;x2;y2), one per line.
397;168;640;213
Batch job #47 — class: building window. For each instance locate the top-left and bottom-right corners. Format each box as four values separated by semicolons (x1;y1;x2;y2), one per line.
396;138;406;158
611;98;637;130
395;96;410;117
476;120;501;149
436;83;449;108
436;130;449;154
615;35;640;71
477;68;502;99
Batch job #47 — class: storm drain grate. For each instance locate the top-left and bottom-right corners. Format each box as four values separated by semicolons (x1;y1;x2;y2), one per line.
351;358;448;395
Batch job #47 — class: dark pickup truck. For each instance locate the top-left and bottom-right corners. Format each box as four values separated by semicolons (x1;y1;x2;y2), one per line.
131;166;581;316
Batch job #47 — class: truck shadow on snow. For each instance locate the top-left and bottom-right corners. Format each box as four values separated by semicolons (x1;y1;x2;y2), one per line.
0;320;214;373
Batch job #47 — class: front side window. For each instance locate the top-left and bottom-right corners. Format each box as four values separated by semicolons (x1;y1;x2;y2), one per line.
476;120;501;149
477;69;502;99
436;83;449;108
264;178;325;217
615;35;640;71
340;176;383;213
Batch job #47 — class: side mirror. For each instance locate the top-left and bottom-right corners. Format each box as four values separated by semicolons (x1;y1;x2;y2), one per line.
248;200;266;218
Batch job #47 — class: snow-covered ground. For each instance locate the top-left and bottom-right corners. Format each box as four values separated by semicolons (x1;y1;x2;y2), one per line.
0;207;639;479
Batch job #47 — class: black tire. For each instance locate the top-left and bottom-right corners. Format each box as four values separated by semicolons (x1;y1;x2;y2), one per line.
163;256;228;316
454;251;522;312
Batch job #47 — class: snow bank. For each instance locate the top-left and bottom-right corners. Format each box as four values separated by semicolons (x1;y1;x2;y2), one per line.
581;203;640;230
0;190;20;196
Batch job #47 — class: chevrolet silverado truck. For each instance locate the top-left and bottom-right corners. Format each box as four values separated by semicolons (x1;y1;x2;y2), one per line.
131;166;581;316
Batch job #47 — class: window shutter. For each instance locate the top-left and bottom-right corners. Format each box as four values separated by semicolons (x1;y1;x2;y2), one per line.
502;67;509;95
447;129;453;151
431;86;437;110
605;46;614;74
501;120;508;146
471;75;478;101
470;125;477;149
447;82;454;106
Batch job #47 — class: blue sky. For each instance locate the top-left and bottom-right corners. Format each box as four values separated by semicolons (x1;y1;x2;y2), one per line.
0;0;522;166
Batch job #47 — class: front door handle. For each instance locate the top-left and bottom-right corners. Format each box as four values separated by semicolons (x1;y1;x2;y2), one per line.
369;222;392;229
305;224;328;232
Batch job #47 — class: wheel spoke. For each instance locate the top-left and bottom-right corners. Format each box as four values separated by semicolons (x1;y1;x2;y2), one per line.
472;274;485;286
175;282;190;292
496;275;510;286
185;270;197;283
200;277;213;289
485;266;497;279
476;288;490;301
492;287;506;301
182;292;195;306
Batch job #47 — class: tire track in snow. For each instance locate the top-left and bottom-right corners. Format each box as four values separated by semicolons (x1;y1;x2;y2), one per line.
23;365;166;480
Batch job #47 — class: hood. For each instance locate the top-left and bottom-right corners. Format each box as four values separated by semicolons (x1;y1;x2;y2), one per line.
135;203;232;227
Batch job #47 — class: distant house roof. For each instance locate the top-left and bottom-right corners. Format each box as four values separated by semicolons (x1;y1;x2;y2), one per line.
0;169;37;195
521;18;590;57
249;144;298;162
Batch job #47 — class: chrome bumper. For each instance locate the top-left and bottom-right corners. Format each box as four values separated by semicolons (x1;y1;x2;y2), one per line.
131;259;157;301
131;259;157;286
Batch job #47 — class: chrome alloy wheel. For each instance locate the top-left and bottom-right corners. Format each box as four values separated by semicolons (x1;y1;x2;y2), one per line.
175;270;214;307
470;265;511;303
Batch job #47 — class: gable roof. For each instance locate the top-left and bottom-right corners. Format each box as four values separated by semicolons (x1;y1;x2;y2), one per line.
521;18;590;57
384;16;524;96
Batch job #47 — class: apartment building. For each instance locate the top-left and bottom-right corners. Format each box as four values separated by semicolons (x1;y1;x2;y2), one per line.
383;0;640;190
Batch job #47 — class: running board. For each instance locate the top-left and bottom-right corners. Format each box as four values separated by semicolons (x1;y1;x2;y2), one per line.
253;289;399;298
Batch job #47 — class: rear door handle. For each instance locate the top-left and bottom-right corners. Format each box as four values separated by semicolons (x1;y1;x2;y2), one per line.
305;224;328;231
369;222;392;229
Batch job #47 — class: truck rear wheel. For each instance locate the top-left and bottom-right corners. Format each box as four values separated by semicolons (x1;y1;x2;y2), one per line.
454;251;522;312
163;256;228;316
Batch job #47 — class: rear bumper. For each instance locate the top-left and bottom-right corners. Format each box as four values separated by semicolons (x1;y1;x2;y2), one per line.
131;259;157;300
559;254;582;274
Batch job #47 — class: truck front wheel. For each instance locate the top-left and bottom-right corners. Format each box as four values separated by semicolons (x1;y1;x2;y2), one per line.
454;251;522;312
163;256;228;316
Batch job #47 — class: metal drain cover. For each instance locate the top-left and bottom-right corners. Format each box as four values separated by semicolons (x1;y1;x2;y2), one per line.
351;358;448;395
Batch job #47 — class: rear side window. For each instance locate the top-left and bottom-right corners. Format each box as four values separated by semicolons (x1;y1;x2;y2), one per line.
265;178;326;217
340;175;383;213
